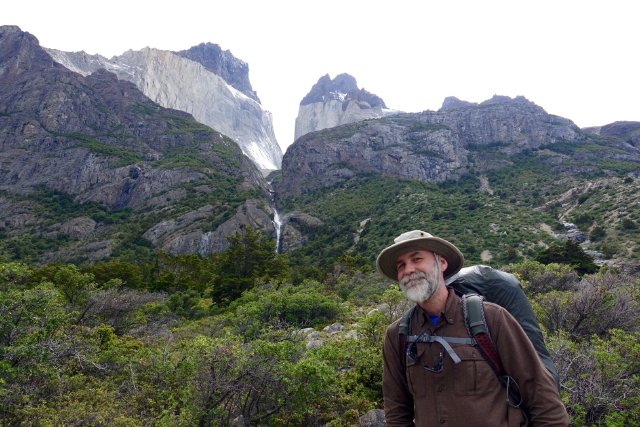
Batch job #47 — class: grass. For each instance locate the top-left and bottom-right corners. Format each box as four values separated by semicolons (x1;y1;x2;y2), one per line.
60;132;143;166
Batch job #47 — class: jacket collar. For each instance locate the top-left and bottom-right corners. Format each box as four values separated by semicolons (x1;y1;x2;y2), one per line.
414;288;459;328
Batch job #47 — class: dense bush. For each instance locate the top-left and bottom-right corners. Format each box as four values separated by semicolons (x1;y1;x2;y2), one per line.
534;240;599;275
534;270;640;339
548;329;640;425
506;260;578;295
227;280;345;338
1;252;639;425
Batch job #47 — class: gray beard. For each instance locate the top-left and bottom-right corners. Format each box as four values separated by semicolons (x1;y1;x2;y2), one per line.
398;263;441;303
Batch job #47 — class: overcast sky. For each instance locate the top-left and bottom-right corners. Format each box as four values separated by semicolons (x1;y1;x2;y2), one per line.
5;0;638;153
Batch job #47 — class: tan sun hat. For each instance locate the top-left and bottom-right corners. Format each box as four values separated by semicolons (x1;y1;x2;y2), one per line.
376;230;464;281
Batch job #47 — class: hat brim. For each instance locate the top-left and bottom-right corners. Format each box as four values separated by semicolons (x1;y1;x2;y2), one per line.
376;236;464;281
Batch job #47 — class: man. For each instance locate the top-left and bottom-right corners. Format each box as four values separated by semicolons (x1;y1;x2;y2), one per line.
376;230;569;426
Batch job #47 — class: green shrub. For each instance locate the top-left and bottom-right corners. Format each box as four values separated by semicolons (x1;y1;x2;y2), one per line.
229;281;344;338
534;240;598;275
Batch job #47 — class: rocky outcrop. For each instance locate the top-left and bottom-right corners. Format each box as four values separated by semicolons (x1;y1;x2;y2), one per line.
143;199;276;256
45;44;282;171
440;96;477;110
358;409;386;427
279;211;324;252
437;95;579;152
280;114;468;196
278;95;590;196
294;73;395;141
46;217;97;240
587;121;640;148
0;196;41;232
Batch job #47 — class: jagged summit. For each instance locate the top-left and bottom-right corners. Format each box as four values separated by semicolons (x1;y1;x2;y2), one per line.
177;42;260;103
440;95;541;112
440;96;477;111
300;73;358;105
0;26;63;80
300;73;387;108
294;73;393;141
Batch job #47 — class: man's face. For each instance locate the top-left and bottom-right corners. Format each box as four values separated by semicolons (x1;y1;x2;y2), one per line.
395;250;444;303
395;250;440;281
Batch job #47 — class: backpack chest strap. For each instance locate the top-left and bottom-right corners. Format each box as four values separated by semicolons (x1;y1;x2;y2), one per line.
406;333;476;364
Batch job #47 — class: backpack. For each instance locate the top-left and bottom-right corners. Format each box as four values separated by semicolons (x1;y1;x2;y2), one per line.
398;265;560;396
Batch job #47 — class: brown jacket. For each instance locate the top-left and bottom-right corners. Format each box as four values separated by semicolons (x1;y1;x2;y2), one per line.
383;288;569;426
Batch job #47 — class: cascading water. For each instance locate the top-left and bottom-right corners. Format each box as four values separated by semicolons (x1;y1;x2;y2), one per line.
268;180;283;253
272;208;282;253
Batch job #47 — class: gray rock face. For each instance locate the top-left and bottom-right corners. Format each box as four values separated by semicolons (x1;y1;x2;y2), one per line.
280;115;468;196
294;73;395;141
45;46;282;171
440;96;477;110
177;42;259;102
46;217;97;240
279;95;584;196
437;95;579;152
143;199;276;256
0;196;40;231
591;121;640;148
0;26;276;262
278;211;324;252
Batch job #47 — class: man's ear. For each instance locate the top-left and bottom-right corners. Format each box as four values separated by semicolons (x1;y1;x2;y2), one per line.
440;255;449;274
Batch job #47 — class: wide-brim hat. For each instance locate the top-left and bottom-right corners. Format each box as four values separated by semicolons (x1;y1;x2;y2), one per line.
376;230;464;281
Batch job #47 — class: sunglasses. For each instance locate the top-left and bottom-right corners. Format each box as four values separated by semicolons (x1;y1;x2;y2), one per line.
407;341;445;374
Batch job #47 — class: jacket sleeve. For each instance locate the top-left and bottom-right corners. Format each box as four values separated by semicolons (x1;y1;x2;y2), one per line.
382;322;415;427
491;305;570;426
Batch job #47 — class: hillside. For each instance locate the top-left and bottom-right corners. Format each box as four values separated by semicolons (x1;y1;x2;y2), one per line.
275;102;640;273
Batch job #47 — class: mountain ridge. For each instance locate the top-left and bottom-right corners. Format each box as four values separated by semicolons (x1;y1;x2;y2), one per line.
44;43;282;172
279;94;594;196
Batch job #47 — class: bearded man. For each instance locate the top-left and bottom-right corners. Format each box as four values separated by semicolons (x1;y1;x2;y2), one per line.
376;230;568;426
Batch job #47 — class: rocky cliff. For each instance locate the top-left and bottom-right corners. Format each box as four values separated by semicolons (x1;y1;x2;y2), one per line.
0;26;277;262
45;43;283;172
294;73;395;141
177;42;260;102
584;121;640;148
278;95;638;196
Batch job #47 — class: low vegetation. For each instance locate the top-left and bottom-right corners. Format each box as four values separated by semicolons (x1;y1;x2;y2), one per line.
1;225;638;425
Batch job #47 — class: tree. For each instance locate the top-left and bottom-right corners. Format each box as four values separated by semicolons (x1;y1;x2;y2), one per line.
145;253;216;293
535;240;598;275
210;226;289;304
506;260;578;295
0;284;71;421
32;264;97;306
81;260;144;289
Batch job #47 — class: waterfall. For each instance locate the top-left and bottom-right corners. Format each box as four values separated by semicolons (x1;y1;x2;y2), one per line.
273;208;282;253
268;180;283;253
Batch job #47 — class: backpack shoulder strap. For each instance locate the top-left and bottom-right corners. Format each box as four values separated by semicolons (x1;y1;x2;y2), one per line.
398;305;416;367
463;293;525;410
462;293;504;375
